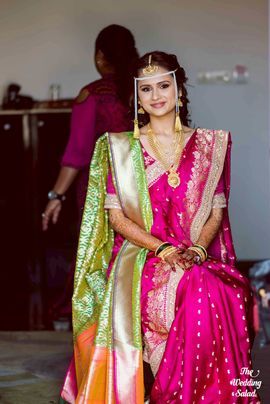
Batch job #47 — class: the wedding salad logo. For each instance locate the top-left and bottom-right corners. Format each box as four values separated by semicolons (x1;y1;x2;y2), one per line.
230;367;262;398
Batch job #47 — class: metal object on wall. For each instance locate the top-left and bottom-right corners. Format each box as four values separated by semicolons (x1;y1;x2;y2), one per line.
197;65;249;84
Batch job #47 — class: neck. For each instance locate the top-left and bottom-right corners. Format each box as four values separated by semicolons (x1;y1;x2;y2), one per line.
100;64;115;77
149;110;176;136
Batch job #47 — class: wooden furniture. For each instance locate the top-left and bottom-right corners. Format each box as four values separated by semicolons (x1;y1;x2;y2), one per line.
0;109;77;330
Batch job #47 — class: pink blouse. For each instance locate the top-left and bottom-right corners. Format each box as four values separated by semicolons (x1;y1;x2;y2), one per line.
61;75;132;169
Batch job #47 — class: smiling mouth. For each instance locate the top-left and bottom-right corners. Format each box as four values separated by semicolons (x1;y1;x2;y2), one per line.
150;102;166;108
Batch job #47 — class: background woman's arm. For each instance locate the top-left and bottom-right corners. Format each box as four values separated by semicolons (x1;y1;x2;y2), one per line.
42;166;79;231
51;166;79;195
42;92;97;231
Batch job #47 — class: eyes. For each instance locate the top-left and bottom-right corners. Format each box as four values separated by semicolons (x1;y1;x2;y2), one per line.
140;82;171;92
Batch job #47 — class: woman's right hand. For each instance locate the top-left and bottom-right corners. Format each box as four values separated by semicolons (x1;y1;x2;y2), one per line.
163;250;185;271
164;249;195;271
42;200;62;231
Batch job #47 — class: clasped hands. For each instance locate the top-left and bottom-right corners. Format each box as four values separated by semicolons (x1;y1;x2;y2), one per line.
161;247;200;272
155;242;207;272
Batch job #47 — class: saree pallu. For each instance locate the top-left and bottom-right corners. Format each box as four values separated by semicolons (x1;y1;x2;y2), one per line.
61;129;260;403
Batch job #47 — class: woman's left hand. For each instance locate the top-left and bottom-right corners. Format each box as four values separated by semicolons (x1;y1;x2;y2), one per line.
177;249;200;270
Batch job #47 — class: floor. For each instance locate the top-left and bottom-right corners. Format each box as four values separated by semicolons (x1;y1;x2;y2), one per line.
0;331;72;404
0;330;269;404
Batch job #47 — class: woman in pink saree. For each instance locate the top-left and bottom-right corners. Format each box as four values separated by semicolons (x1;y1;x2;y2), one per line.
61;52;260;403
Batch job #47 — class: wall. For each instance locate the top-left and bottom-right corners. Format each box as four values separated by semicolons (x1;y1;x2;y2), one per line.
0;0;269;259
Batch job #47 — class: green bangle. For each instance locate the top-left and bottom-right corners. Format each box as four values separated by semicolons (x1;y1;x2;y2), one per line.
155;242;171;257
194;244;208;259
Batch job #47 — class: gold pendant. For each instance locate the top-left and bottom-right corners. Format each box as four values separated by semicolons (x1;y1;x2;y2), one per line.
168;171;180;188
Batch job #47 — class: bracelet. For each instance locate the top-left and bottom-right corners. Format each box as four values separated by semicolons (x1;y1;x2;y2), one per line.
188;245;207;261
194;244;208;260
158;246;178;261
187;246;206;262
187;246;204;260
48;190;66;202
155;242;171;257
159;246;177;258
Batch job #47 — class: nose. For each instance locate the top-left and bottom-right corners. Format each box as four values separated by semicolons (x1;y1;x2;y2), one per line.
151;86;160;100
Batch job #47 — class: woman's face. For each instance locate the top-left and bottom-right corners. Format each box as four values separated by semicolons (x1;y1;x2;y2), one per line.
137;66;177;118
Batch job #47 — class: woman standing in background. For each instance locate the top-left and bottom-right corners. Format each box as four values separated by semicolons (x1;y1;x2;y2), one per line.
41;24;139;320
42;24;139;229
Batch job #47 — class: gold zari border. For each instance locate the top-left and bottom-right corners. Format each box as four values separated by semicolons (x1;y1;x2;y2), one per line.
190;129;229;243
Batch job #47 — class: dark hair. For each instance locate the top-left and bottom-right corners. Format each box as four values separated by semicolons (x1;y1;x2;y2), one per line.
133;51;191;126
95;24;139;105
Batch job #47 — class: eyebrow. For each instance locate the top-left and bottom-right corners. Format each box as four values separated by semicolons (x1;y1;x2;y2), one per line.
139;80;171;88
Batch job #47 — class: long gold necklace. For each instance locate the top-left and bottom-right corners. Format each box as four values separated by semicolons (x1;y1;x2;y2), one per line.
147;124;184;188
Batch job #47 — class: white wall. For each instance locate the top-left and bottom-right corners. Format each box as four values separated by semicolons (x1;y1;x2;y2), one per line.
0;0;269;259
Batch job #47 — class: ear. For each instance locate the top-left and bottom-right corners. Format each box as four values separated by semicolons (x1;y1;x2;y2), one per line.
95;49;106;62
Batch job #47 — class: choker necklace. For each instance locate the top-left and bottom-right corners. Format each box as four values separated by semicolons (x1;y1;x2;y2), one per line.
147;124;184;188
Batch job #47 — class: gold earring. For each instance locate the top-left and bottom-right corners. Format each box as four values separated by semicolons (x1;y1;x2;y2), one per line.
178;97;183;108
175;112;183;133
175;92;183;133
138;101;145;114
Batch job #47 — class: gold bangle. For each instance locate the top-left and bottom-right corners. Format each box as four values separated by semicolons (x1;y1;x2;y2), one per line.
159;247;177;259
157;246;175;256
194;247;206;261
158;246;178;261
161;248;177;258
194;244;208;259
187;246;206;262
155;242;171;256
189;245;206;259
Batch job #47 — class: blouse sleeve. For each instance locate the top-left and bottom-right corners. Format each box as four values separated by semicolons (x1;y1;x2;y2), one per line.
104;168;122;210
61;94;97;169
212;172;227;209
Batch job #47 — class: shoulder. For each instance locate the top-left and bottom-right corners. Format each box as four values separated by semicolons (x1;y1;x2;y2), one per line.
89;77;116;96
196;128;230;145
94;132;109;151
108;131;132;138
74;83;93;104
107;132;134;148
74;78;116;105
96;131;131;143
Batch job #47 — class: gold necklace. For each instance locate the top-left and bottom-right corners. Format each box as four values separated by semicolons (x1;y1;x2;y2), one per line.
147;124;184;188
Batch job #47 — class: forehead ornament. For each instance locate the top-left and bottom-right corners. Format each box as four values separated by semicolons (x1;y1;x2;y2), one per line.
142;54;159;76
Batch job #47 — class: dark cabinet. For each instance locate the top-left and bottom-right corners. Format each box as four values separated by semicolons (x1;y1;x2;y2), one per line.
0;114;29;329
0;109;77;330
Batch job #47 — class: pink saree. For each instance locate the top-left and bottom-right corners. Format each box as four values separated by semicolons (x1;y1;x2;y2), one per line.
61;128;260;403
105;128;260;403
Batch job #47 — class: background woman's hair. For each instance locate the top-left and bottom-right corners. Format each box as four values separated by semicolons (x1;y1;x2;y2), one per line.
95;24;139;105
132;51;191;127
